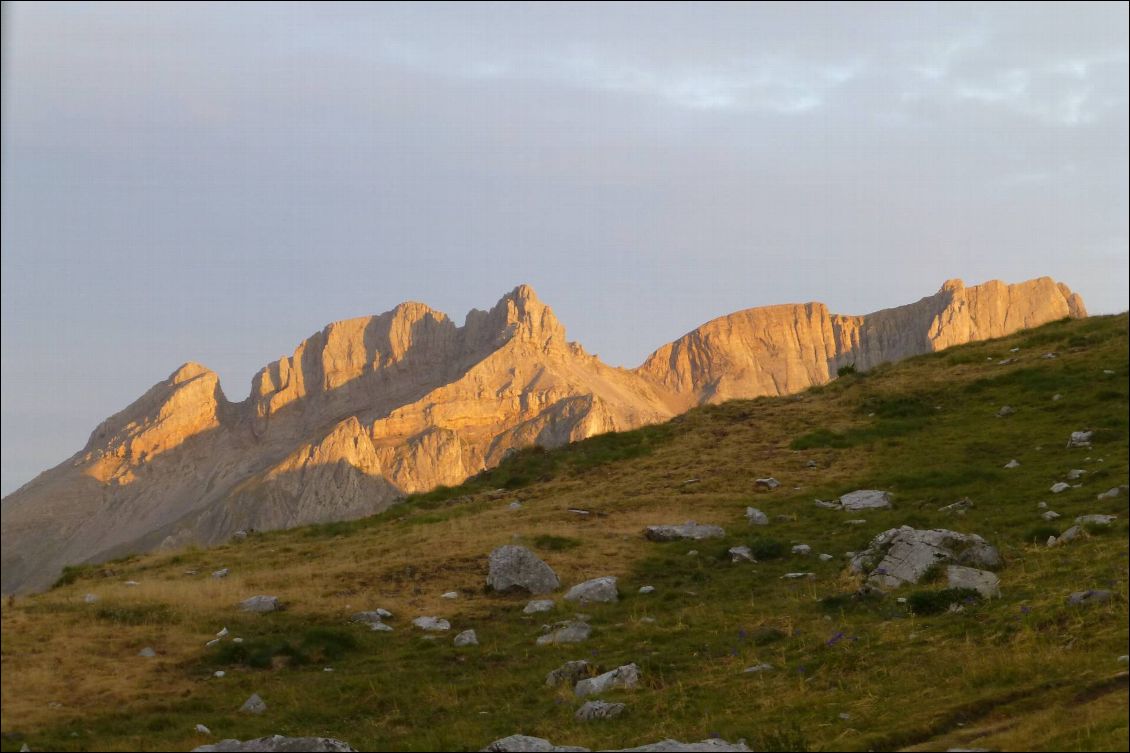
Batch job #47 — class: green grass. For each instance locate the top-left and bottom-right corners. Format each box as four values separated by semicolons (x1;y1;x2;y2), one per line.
2;313;1127;753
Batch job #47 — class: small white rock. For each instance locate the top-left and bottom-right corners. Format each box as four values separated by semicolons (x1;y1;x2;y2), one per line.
441;591;459;600
195;724;212;735
639;585;656;594
213;670;225;678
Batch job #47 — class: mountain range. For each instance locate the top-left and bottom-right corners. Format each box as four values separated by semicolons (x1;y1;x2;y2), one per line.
0;276;1086;593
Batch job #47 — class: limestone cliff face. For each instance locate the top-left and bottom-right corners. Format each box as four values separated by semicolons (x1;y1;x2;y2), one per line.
0;278;1086;593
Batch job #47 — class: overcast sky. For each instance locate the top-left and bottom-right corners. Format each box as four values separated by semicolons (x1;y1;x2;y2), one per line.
2;2;1127;495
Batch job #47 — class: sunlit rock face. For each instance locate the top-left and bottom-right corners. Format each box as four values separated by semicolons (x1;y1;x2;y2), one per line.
1;277;1085;593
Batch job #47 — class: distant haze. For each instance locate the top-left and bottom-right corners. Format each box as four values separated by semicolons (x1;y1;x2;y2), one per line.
2;2;1127;496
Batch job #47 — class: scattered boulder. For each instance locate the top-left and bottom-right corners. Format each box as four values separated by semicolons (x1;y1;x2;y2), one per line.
350;612;392;630
240;693;267;714
83;593;99;604
454;629;479;647
744;507;769;526
644;522;725;542
441;591;459;600
850;527;1001;589
844;519;867;526
509;501;523;510
563;576;619;604
192;736;357;752
805;459;819;468
546;660;591;687
818;553;834;562
212;568;230;579
537;621;592;646
480;736;589;752
411;616;451;632
575;663;640;698
1050;482;1070;494
239;596;280;614
196;724;213;735
1097;486;1127;500
742;663;773;673
1066;469;1086;480
838;490;892;511
946;566;1000;599
996;405;1015;418
1067;431;1093;449
575;700;626;721
138;647;157;658
1076;514;1117;526
1004;459;1020;469
1050;525;1084;546
639;585;656;594
780;572;814;579
938;498;974;513
729;546;755;563
1067;590;1113;606
524;599;555;614
487;546;560;595
754;478;780;491
1041;511;1061;521
791;544;811;555
614;740;751;752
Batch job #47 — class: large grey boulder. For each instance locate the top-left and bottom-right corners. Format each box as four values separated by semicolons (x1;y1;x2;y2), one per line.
754;478;780;490
1067;431;1093;448
575;700;626;721
644;522;725;542
524;599;555;614
537;621;592;646
454;629;479;647
564;576;619;604
240;693;267;714
239;596;281;613
1076;514;1117;526
411;616;451;631
546;660;591;687
838;490;892;511
192;737;356;752
1068;589;1113;606
849;527;1001;589
946;566;1000;598
574;663;640;698
481;736;590;752
350;612;393;631
745;507;769;526
613;740;751;752
487;546;560;595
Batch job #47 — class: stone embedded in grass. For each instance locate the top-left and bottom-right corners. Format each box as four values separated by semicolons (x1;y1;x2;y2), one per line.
138;647;156;657
83;593;99;604
537;621;592;646
545;660;591;687
614;739;752;752
1050;482;1070;493
441;591;459;599
486;545;561;595
1067;430;1094;448
191;735;358;752
844;519;867;526
480;735;590;752
946;565;1000;599
563;576;618;604
849;527;1002;589
837;490;892;511
214;671;225;678
742;663;773;673
1067;590;1113;606
212;568;229;579
1097;486;1127;500
938;498;974;513
780;572;814;579
574;663;640;698
125;580;139;587
1004;459;1021;469
818;553;834;562
1066;469;1086;480
1050;525;1083;547
239;595;281;613
806;459;819;468
729;546;755;563
523;599;555;614
745;507;769;526
1075;514;1117;526
791;544;811;555
411;616;450;631
351;612;392;631
454;629;479;647
644;522;726;542
1041;511;1061;521
754;477;780;491
996;405;1015;417
575;700;626;721
508;501;523;510
240;693;267;714
195;723;212;735
639;585;656;593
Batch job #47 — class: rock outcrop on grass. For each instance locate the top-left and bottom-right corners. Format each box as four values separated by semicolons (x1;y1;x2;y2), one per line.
537;621;592;646
192;736;357;752
239;596;281;613
487;546;561;594
575;699;626;721
563;576;619;604
644;522;725;541
574;663;640;697
545;660;590;687
849;527;1001;589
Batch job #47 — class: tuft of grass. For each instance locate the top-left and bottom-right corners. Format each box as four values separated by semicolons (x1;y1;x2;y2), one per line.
532;534;581;551
906;588;983;615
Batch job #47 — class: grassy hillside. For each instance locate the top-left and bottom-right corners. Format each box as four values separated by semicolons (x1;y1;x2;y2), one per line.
2;313;1127;753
